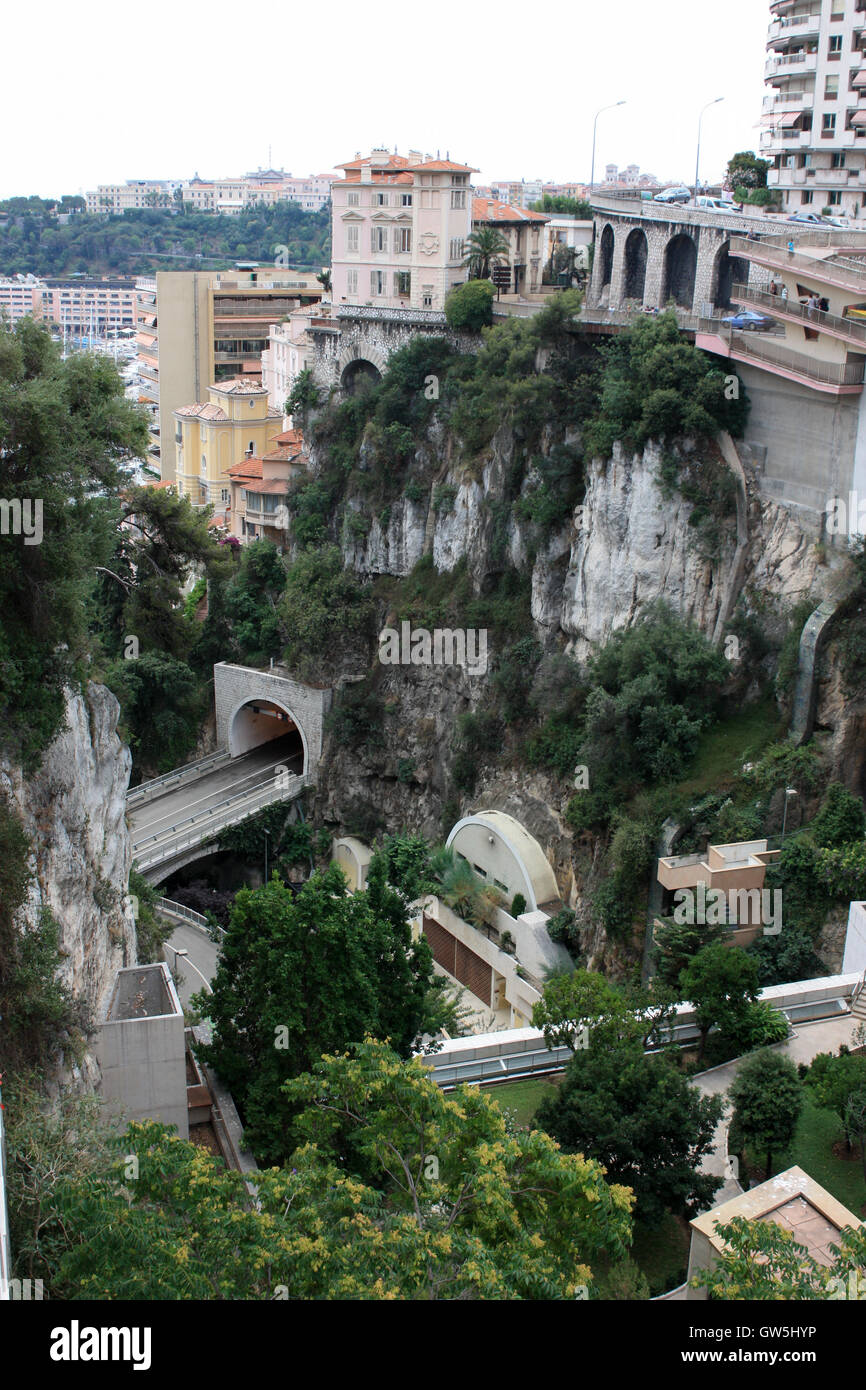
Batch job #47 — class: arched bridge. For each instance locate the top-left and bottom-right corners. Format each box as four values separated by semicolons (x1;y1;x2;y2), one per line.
129;663;332;880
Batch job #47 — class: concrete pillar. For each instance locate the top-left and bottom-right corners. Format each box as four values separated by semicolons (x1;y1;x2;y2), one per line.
608;226;628;311
643;227;667;309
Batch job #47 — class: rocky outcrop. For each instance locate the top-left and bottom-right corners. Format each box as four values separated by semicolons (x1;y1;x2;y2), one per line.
0;683;136;1076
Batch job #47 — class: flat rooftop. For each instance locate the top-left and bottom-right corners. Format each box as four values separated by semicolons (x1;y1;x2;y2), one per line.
105;964;181;1022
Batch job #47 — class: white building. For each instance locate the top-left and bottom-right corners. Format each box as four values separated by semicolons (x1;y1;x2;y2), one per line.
260;305;317;419
0;274;44;325
763;0;866;218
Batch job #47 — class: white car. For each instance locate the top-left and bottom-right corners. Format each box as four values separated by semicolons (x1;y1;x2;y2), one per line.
695;196;743;212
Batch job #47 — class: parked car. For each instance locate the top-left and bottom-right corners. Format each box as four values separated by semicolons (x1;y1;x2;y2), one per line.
695;195;743;212
654;186;692;204
788;212;845;227
722;308;775;332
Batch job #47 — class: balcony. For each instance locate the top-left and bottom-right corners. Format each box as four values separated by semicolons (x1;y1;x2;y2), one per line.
696;317;865;393
767;12;821;47
766;50;818;79
732;281;866;347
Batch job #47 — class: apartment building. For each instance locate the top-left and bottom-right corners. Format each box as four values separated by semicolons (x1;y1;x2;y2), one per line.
260;304;316;417
227;426;308;544
35;278;137;336
0;275;43;325
150;266;323;480
135;277;160;464
173;378;282;511
331;149;475;312
471;198;549;294
763;0;866;217
85;180;179;214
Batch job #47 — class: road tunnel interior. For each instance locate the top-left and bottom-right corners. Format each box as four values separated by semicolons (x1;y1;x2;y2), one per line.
229;699;305;768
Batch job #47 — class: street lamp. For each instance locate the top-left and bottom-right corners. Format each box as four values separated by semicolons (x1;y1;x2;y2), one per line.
781;787;798;843
590;101;627;195
695;97;724;202
167;943;212;995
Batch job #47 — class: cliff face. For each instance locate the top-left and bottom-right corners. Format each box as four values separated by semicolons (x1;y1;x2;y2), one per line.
0;682;136;1071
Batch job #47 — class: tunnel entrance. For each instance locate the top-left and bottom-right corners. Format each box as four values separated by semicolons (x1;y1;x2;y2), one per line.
340;358;382;396
228;698;306;770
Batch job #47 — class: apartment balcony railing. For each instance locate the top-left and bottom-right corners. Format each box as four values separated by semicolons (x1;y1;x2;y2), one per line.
732;281;866;345
767;12;821;44
137;362;159;383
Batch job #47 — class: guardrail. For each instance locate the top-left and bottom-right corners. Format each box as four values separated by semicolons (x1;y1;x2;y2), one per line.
127;749;234;808
729;235;866;293
156;896;225;936
133;773;308;871
731;280;866;344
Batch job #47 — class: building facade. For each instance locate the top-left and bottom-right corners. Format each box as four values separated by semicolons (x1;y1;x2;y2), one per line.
86;172;335;217
470;197;549;294
763;0;866;217
173;378;283;510
331;149;475;312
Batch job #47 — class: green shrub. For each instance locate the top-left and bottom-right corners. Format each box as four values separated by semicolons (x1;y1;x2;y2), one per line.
510;893;527;918
444;279;496;331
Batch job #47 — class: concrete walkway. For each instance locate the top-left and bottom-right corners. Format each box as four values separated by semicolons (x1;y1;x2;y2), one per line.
692;1014;863;1206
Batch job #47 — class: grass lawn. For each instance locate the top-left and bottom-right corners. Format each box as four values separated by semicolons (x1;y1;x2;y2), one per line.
481;1076;561;1128
744;1098;866;1218
674;693;784;801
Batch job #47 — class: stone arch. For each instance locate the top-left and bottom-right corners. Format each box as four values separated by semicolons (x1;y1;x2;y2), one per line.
599;223;615;290
227;695;307;771
340;358;382;395
661;232;698;309
623;227;648;302
711;239;750;311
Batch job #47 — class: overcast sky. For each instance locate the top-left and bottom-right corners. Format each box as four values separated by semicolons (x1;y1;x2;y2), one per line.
4;0;770;198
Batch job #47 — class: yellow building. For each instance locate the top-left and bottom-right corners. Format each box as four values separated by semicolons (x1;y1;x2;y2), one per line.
173;378;283;510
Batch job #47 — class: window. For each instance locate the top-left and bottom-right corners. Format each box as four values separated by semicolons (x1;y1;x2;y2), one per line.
395;227;412;253
371;226;388;253
450;189;466;209
200;454;207;474
221;488;229;503
401;193;413;206
801;190;814;204
832;151;847;168
347;191;360;206
829;190;843;204
346;225;359;253
829;34;843;60
370;269;386;296
248;440;255;453
422;285;434;308
374;192;389;206
449;237;464;261
394;270;410;297
346;268;358;294
823;112;837;134
826;75;840;98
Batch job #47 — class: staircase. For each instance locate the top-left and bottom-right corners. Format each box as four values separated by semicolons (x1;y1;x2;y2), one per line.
851;977;866;1022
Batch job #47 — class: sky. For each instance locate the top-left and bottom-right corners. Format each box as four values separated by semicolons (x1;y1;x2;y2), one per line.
3;0;771;199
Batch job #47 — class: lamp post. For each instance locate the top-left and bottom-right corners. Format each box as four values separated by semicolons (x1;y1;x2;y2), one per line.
695;97;724;202
590;101;627;196
167;943;212;995
781;787;798;843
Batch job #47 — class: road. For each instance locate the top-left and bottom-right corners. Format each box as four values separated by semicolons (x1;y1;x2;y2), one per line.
163;920;220;1010
130;735;303;853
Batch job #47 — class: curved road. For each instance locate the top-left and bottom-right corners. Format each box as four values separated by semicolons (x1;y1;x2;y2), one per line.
164;921;219;1010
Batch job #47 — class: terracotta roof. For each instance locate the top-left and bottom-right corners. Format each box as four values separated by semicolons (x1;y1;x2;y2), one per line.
241;478;291;494
145;479;176;490
270;428;304;446
338;154;411;171
210;376;267;395
227;457;263;478
472;197;549;224
342;171;414;185
417;159;476;172
175;402;228;421
262;444;305;462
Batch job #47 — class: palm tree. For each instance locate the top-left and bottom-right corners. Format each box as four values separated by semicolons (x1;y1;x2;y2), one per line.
429;846;503;928
462;227;510;280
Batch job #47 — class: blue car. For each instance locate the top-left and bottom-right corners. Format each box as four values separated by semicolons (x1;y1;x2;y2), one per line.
722;308;774;332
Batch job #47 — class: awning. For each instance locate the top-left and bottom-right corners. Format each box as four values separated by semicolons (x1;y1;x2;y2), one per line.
851;109;866;125
779;111;804;127
853;69;866;85
242;360;260;371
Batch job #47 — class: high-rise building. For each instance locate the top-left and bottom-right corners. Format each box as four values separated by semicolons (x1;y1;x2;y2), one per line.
763;0;866;217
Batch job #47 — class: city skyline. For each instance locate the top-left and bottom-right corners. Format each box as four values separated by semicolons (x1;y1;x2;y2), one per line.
3;0;768;200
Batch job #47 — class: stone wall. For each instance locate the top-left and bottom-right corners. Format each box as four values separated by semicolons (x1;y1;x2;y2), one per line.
307;306;480;391
213;662;332;774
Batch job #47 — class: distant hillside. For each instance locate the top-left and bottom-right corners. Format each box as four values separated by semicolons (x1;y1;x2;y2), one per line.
0;203;331;277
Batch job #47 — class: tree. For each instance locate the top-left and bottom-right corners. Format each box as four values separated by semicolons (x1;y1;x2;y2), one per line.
194;864;435;1163
285;367;320;429
531;194;592;218
680;942;760;1062
725;151;771;192
537;1036;724;1225
694;1215;866;1300
806;1051;866;1151
444;278;496;331
809;780;866;849
654;916;725;988
728;1049;803;1179
103;651;205;776
0;320;147;765
44;1044;634;1300
428;846;502;928
278;544;374;681
532;969;626;1051
846;1088;866;1184
462;226;510;280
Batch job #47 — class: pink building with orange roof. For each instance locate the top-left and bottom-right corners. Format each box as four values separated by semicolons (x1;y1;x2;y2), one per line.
331;148;476;312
